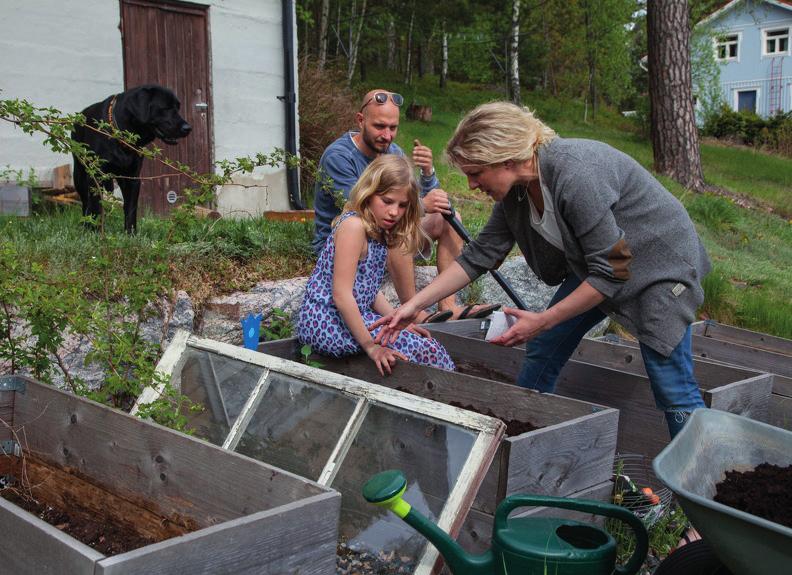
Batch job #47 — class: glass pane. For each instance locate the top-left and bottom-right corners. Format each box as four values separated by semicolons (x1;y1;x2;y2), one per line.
330;401;477;563
235;372;358;480
176;347;265;445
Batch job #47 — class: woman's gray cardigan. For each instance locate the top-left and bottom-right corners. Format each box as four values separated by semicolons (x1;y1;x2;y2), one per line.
457;138;711;357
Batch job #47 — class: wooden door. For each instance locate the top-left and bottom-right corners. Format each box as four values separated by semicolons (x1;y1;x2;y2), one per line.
120;0;212;216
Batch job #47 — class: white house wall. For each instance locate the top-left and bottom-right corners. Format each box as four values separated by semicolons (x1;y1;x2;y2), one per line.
0;0;294;214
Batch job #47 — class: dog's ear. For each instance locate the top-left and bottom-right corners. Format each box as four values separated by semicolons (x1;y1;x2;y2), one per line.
125;86;158;125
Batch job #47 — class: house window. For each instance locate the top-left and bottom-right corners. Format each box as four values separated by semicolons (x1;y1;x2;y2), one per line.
764;28;790;55
716;34;739;60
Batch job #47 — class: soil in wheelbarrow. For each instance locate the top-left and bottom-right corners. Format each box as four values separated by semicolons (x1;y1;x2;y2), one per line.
714;462;792;528
0;454;198;555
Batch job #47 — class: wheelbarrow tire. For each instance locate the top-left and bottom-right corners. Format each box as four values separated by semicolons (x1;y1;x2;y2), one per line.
653;539;732;575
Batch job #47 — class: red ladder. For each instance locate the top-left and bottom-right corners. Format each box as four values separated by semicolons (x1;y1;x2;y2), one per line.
768;57;783;116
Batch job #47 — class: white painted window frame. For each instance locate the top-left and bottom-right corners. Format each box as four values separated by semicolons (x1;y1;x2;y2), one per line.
714;31;741;62
761;26;791;57
136;330;505;575
733;87;761;114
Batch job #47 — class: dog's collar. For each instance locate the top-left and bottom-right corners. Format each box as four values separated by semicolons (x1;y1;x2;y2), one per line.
107;95;118;129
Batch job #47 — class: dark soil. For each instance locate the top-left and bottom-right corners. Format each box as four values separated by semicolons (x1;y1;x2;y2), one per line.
1;487;156;555
714;462;792;528
454;360;514;385
449;401;538;436
336;542;416;574
394;386;539;437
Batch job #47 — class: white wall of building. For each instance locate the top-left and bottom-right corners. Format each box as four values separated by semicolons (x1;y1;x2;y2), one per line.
0;0;293;214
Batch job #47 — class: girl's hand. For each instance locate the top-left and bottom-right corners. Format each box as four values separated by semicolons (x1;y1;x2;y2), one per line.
488;307;550;347
364;342;407;376
370;302;421;346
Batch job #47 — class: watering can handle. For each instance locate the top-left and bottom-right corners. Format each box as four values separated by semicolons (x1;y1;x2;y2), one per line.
494;495;649;575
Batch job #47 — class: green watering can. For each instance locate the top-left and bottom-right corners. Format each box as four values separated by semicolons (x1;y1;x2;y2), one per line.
363;470;648;575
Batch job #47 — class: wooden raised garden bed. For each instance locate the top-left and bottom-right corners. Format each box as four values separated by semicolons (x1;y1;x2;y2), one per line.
687;320;792;430
0;375;340;575
424;319;773;459
258;337;619;554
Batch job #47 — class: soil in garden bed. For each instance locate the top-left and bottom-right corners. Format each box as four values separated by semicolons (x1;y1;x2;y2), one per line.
0;454;199;555
394;387;539;436
454;360;515;386
714;462;792;528
449;401;538;436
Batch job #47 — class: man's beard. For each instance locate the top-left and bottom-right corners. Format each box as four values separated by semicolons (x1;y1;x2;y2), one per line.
362;129;389;153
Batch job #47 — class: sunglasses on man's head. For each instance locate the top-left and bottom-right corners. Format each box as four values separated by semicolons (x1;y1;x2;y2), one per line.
360;92;404;112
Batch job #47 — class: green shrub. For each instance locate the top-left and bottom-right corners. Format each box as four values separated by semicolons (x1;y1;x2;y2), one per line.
686;194;740;232
703;105;792;156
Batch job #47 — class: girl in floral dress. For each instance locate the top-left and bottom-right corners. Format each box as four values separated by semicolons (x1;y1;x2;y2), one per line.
297;155;455;375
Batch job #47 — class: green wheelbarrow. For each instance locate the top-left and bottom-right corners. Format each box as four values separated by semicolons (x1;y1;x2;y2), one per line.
653;409;792;575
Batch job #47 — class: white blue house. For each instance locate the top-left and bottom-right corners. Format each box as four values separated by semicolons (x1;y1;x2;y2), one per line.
701;0;792;117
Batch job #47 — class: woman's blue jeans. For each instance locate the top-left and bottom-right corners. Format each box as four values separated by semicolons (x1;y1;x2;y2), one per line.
516;274;706;438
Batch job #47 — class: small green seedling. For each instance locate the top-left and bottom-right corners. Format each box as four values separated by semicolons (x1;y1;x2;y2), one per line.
300;344;323;368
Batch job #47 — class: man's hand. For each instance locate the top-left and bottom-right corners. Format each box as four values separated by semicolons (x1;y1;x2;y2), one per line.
405;323;431;338
363;342;407;376
488;307;551;347
412;139;434;177
422;188;452;215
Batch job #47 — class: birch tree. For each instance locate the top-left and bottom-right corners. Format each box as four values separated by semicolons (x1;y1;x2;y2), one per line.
317;0;330;69
509;0;521;104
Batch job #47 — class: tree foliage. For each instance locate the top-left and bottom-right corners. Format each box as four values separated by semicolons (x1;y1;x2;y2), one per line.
297;0;640;110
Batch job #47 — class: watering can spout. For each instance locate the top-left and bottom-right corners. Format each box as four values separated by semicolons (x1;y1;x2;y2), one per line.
362;470;494;575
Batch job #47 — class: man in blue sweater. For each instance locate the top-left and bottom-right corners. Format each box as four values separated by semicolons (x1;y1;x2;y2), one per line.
312;89;498;322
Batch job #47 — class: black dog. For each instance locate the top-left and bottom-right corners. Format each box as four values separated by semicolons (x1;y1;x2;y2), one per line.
72;84;192;232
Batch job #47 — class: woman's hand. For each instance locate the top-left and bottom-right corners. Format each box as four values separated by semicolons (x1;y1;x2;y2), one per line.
488;307;551;347
405;323;431;338
369;302;421;346
363;342;407;376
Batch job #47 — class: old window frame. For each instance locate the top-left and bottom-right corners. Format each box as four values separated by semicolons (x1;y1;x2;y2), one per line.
762;26;790;56
135;330;505;574
715;32;740;61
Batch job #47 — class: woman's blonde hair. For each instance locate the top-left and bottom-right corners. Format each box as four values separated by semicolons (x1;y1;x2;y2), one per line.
334;155;426;254
445;102;557;168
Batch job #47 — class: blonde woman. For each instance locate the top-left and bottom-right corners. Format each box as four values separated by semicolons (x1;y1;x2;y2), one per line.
297;155;455;375
373;102;710;437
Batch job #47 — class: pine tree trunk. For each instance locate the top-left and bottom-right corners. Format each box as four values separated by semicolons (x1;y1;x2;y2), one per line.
318;0;330;69
647;0;705;191
440;24;448;90
509;0;521;105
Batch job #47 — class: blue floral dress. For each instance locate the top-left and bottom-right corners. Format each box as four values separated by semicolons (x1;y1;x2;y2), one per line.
297;212;455;371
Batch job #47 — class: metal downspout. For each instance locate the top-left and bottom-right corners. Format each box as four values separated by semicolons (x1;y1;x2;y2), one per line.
282;0;304;209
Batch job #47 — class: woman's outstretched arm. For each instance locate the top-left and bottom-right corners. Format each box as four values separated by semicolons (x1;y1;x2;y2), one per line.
371;261;472;345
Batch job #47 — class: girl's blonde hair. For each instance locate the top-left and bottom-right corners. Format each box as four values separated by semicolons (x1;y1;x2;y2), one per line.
335;155;425;254
445;102;557;168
